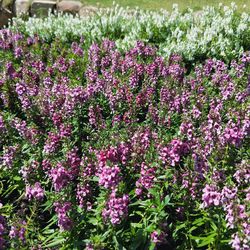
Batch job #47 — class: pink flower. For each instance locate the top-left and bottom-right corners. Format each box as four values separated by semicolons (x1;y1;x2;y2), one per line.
136;162;156;197
49;164;70;191
25;182;44;201
102;191;129;225
54;202;72;231
202;184;221;208
98;165;121;189
9;221;26;243
150;231;166;244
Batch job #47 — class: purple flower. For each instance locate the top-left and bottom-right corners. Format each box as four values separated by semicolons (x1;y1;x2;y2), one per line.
159;139;189;166
6;62;17;79
0;115;5;131
59;124;72;138
230;233;241;250
66;147;81;177
88;43;101;69
221;81;235;100
54;202;72;231
221;186;238;204
25;182;44;201
192;106;202;119
76;182;91;208
1;146;18;168
135;162;156;197
49;163;70;191
220;122;243;147
14;47;23;58
102;191;129;225
85;243;94;250
71;42;83;56
168;63;185;82
98;165;121;189
43;132;61;154
0;215;7;249
12;118;39;144
88;105;104;128
230;232;249;250
52;113;63;127
20;160;39;183
15;82;27;96
42;159;52;173
233;160;250;184
27;37;34;45
150;231;166;244
9;220;26;243
201;184;221;208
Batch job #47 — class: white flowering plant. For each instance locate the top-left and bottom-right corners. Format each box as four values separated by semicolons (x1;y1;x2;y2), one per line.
10;3;250;62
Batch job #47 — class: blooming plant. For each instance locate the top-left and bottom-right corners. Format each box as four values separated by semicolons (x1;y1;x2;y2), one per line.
0;6;249;249
10;3;250;62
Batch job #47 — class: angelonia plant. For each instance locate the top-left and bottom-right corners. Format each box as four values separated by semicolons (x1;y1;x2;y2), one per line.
0;19;249;250
10;3;250;62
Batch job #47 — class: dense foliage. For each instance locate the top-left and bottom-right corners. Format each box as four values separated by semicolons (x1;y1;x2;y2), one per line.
0;4;249;250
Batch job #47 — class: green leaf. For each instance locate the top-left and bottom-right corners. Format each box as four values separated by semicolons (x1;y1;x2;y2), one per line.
131;223;142;228
89;217;99;226
13;176;21;181
91;176;99;182
192;217;206;225
149;243;156;250
43;237;65;248
163;195;171;205
42;229;55;235
148;188;157;196
130;229;145;249
197;233;217;247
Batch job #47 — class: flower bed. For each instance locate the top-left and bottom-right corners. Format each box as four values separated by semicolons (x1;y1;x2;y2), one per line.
0;16;250;250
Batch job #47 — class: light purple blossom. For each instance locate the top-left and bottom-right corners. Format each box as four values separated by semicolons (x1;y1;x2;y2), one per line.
150;231;166;244
9;221;26;243
102;191;129;225
1;145;18;168
76;182;91;208
202;184;221;207
98;165;121;189
49;163;70;191
54;202;72;231
136;162;156;197
25;182;44;201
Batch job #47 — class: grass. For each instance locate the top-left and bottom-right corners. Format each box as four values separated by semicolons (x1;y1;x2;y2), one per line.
2;0;249;12
82;0;250;12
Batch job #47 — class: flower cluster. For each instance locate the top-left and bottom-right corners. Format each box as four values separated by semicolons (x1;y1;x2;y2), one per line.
49;163;71;192
98;165;121;189
25;182;44;201
9;221;26;243
202;184;221;207
150;231;166;244
135;162;156;196
54;202;72;231
0;146;18;168
102;191;129;225
159;139;189;166
76;182;92;209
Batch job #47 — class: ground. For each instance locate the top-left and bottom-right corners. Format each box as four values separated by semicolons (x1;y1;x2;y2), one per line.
82;0;249;12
